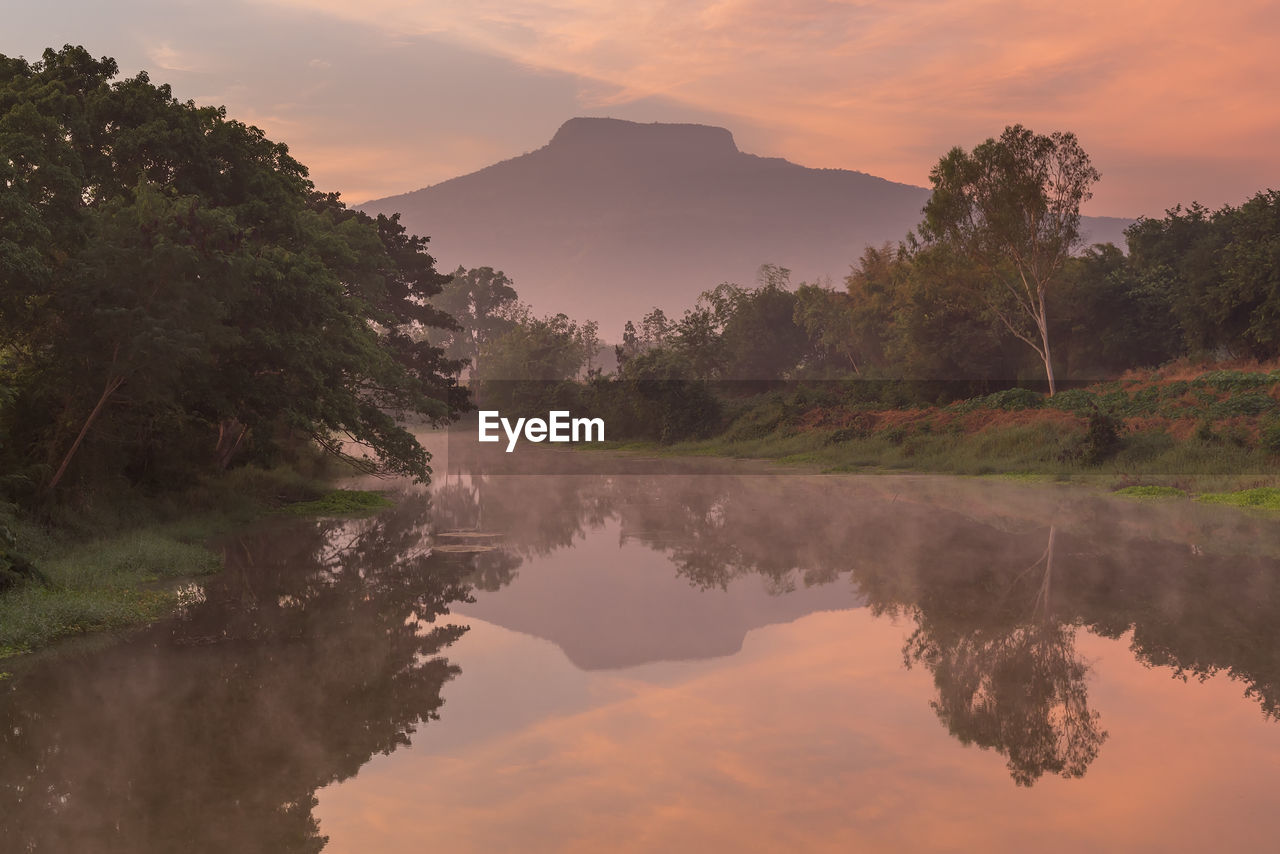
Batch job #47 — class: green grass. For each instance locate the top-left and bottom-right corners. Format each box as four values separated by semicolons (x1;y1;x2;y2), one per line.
0;462;348;657
281;489;393;516
636;418;1280;501
1114;485;1188;499
1196;487;1280;510
0;531;221;655
665;422;1084;476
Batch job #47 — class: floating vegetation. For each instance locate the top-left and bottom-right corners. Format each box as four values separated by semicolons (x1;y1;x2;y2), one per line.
283;490;393;516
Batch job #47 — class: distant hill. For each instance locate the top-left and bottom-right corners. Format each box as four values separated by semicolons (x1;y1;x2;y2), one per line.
360;118;1132;337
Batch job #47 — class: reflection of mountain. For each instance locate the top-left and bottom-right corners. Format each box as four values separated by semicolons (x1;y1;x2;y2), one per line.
6;464;1280;848
428;469;1280;785
458;518;865;670
361;117;1131;333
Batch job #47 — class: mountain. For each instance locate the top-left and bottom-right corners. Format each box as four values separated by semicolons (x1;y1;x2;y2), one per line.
359;117;1132;337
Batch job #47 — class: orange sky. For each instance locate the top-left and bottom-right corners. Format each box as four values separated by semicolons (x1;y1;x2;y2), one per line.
10;0;1280;216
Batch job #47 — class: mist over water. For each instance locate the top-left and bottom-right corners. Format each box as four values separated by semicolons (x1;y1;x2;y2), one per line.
4;448;1280;851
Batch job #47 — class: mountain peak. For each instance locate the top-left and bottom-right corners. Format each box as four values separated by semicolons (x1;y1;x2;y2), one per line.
360;120;1130;335
547;117;739;159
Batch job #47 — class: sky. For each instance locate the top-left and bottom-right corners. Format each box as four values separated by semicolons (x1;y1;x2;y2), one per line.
8;0;1279;218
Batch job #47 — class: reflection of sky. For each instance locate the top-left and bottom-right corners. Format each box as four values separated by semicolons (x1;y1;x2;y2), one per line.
9;1;1280;215
317;610;1280;852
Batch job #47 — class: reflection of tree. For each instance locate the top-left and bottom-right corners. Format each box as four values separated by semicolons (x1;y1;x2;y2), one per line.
0;501;473;853
433;470;1280;736
901;525;1106;785
908;620;1105;785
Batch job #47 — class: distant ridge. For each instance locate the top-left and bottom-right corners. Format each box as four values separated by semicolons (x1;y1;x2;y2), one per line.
360;118;1131;336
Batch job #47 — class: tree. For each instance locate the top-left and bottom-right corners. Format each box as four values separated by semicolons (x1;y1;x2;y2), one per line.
1125;191;1280;359
792;243;905;376
921;125;1100;395
0;46;467;496
432;266;520;376
475;312;594;382
1054;243;1182;377
718;266;808;380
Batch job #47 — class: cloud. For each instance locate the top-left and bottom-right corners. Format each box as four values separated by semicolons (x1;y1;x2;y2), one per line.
11;0;1277;213
313;611;1280;852
258;0;1280;214
146;42;202;72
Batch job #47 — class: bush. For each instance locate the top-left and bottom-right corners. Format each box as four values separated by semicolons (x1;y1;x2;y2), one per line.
1207;392;1277;419
1261;420;1280;454
1063;409;1124;465
1045;388;1098;414
1197;370;1275;393
981;387;1045;410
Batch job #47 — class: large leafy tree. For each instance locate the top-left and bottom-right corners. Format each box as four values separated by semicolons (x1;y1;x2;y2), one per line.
0;46;466;497
921;125;1100;394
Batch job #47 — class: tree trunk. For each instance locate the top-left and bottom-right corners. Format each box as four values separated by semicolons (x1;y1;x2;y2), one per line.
47;374;125;491
214;418;249;469
1038;309;1057;396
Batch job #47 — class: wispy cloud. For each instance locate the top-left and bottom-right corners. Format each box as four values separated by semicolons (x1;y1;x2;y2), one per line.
146;42;203;73
258;0;1280;214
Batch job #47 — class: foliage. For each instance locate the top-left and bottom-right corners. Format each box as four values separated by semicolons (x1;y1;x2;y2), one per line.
1126;192;1280;360
431;266;520;376
921;125;1101;394
0;529;220;652
1053;243;1183;376
476;311;597;383
0;46;466;504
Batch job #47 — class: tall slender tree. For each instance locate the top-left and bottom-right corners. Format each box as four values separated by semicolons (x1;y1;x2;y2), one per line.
921;125;1100;394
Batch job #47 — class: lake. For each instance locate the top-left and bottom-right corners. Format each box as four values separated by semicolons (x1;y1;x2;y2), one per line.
4;456;1280;852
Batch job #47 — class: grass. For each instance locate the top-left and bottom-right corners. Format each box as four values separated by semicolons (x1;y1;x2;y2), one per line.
625;417;1280;505
1196;487;1280;510
0;530;221;655
1114;485;1188;499
0;461;387;658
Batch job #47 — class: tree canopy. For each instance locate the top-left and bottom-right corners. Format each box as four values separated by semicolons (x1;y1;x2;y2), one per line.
0;46;466;500
921;125;1101;394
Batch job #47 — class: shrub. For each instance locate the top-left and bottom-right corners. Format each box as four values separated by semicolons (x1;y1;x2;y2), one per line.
1197;370;1275;393
1207;393;1277;419
1063;409;1124;465
1260;420;1280;454
1045;388;1097;414
981;387;1045;411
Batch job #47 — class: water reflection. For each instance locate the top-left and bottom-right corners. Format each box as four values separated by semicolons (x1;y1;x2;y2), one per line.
3;468;1280;850
427;471;1280;787
0;508;471;853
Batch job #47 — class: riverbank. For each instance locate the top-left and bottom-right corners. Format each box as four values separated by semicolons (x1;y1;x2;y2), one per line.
591;363;1280;505
0;463;391;659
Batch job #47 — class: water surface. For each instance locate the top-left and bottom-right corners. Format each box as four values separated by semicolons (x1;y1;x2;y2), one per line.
4;465;1280;852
